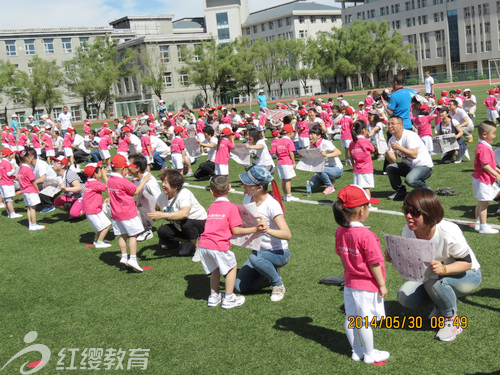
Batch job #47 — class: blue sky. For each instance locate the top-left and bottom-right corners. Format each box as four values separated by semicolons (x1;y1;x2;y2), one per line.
1;0;334;29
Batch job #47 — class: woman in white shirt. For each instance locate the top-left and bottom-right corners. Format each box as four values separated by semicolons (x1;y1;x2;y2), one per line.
245;129;275;173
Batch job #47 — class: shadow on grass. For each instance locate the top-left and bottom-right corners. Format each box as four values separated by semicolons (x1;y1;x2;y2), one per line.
137;244;179;259
273;317;350;358
184;274;210;300
38;212;70;224
461;288;500;313
79;231;96;245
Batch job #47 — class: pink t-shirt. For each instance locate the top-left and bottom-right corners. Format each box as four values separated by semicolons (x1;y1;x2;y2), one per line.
349;136;374;174
63;133;74;148
433;108;442;127
42;134;53;150
31;133;40;148
149;124;156;137
472;140;496;184
170;137;185;154
198;198;243;251
270;136;295;165
117;136;131;153
0;159;14;186
259;114;267;126
99;128;107;138
296;120;309;137
335;223;385;293
483;95;497;110
82;178;107;215
320;111;332;128
8;133;16;147
356;110;369;124
413;115;434;138
107;173;138;221
18;133;28;147
221;115;231;124
196;119;205;134
214;138;234;165
365;96;374;108
141;135;152;156
339;117;354;140
1;131;8;144
99;135;111;150
84;124;91;133
18;164;37;194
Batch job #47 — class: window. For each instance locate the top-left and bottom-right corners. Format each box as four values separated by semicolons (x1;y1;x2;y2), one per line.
480;23;483;34
261;23;265;32
381;7;387;16
253;25;257;33
123;77;130;93
425;49;430;58
466;43;472;53
422;15;428;24
481;41;484;52
5;41;16;56
278;19;283;28
163;73;172;87
62;38;72;53
486;40;492;51
464;7;470;17
436;30;442;41
24;40;35;55
43;39;54;54
408;35;414;44
405;1;411;11
180;74;189;87
79;37;89;51
345;15;352;23
437;47;442;57
310;16;316;23
299;16;305;24
288;31;294;39
299;30;308;38
406;18;412;27
159;46;169;63
286;17;292;26
194;45;201;61
498;1;500;12
466;25;471;36
484;3;490;15
424;33;429;42
321;16;327;23
485;22;491;33
395;4;400;12
422;0;427;6
216;12;230;43
269;21;274;29
393;20;401;29
177;45;185;62
71;106;81;122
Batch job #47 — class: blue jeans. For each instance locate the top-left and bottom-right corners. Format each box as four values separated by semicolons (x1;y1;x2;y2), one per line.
386;162;433;191
309;166;343;188
235;249;290;293
397;269;482;316
153;151;166;169
90;150;101;162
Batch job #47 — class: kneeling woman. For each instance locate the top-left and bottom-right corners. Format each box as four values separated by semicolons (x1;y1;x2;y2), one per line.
235;166;291;302
386;189;481;342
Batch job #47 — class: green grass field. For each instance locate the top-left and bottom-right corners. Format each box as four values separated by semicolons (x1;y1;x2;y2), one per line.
1;84;500;374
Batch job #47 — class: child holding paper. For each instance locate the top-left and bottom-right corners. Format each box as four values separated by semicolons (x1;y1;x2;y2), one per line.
333;184;389;364
270;124;298;202
214;128;235;176
349;121;375;206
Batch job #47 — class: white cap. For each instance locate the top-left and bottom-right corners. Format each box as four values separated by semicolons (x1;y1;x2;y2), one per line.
358;101;365;105
11;114;18;118
41;114;48;119
159;100;164;103
463;88;471;92
28;115;34;118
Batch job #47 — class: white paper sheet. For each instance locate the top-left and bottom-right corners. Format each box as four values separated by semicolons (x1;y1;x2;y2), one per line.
383;233;435;282
230;202;262;251
296;148;325;172
230;143;251;165
39;186;61;197
183;137;201;158
432;134;459;155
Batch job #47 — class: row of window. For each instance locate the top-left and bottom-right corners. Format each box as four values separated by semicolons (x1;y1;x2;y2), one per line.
464;4;491;18
465;22;492;36
466;41;493;53
4;37;89;56
407;31;444;45
158;45;199;63
246;15;340;35
162;72;189;88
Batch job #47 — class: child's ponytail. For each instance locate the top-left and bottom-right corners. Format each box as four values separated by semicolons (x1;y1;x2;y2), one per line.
333;198;355;228
351;120;367;143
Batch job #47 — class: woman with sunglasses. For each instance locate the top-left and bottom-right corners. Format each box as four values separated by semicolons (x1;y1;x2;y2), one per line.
385;188;481;342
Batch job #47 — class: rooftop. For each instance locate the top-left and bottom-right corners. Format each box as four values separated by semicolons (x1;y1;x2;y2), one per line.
172;18;206;29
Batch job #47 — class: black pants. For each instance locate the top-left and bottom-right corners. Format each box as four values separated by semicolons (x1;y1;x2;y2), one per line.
74;150;90;164
39;192;59;208
194;161;215;180
157;219;206;242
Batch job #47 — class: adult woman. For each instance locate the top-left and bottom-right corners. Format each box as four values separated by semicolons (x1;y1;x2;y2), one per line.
436;107;467;164
367;110;387;161
307;125;343;195
245;128;275;173
308;108;327;133
385;189;481;342
462;88;477;118
148;169;207;257
235;166;291;302
53;156;84;218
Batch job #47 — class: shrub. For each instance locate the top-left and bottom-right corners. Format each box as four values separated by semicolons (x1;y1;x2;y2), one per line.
467;76;475;81
479;74;487;79
406;78;418;85
452;77;459;82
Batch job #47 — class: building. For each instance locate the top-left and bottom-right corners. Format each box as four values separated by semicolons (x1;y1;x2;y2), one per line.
336;0;500;84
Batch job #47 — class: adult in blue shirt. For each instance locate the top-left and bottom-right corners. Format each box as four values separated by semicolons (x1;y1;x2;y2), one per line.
257;90;267;110
382;74;412;130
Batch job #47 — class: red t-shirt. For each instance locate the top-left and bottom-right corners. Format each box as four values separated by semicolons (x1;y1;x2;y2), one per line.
117;136;131;153
107;173;138;221
31;133;40;148
170;137;185;154
413;115;434;138
18;133;28;147
82;179;107;215
141;135;152;156
349;136;374;174
472;141;496;184
99;135;112;150
270;136;295;165
214;138;234;165
339;117;354;140
63;133;74;148
18;164;37;194
0;159;14;186
42;134;53;150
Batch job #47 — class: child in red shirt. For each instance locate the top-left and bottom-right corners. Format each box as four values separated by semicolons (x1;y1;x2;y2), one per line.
198;175;261;309
0;148;22;218
270;124;297;202
99;128;112;170
82;161;112;248
412;105;437;154
171;126;186;174
349;121;375;203
333;185;388;364
339;107;354;165
214;128;235;176
107;155;151;271
140;126;153;172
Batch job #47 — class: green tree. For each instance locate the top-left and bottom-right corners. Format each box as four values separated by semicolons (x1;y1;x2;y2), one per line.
0;60;18;118
231;37;259;99
137;45;166;101
28;56;63;114
291;38;316;95
253;38;275;95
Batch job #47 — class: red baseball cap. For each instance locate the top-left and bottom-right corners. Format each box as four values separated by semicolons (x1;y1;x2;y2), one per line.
199;112;205;117
272;130;279;137
302;100;307;104
221;128;234;136
174;126;184;133
21;127;28;132
282;124;297;133
111;154;128;168
419;104;430;112
441;90;448;96
337;184;380;208
2;148;13;156
281;105;287;109
456;89;462;94
54;156;68;166
217;105;222;110
122;126;131;132
496;88;500;94
32;126;40;131
104;129;111;135
67;127;74;132
299;109;307;116
310;97;315;101
437;98;446;105
345;107;354;115
83;161;103;177
489;89;495;94
102;122;108;127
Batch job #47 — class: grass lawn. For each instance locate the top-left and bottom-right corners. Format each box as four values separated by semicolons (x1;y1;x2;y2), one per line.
1;84;500;374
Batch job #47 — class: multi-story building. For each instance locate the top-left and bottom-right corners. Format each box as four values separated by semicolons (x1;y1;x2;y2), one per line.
336;0;500;83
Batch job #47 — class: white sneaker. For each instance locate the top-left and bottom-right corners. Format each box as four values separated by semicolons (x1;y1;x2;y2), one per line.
351;351;363;362
0;203;5;208
474;223;480;231
222;294;245;309
363;349;390;364
192;248;201;262
127;258;143;272
377;155;385;161
270;285;285;302
178;242;194;256
9;213;22;219
119;257;128;266
29;224;46;231
207;293;222;307
137;230;153;242
368;204;378;211
479;225;499;234
94;241;112;248
286;196;300;202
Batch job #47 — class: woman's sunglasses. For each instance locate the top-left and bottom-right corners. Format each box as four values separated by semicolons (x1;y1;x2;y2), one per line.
402;206;421;218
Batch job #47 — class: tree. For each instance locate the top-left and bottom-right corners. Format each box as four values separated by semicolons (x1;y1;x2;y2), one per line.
137;45;166;101
231;37;259;99
0;60;18;119
271;38;298;98
291;38;316;95
28;56;63;114
253;38;275;95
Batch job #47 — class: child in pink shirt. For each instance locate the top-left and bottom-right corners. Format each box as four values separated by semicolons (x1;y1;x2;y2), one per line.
296;109;309;149
171;126;186;173
333;185;388;364
140;127;153;171
1;126;9;149
339;107;354;165
41;128;55;165
98;122;109;138
99;128;112;170
0;148;22;218
31;127;41;156
198;175;261;309
349;121;375;202
214;128;235;176
63;127;75;165
83;119;91;136
17;128;30;151
16;150;46;230
270;124;297;202
107;154;151;271
196;113;206;141
117;126;131;161
483;90;499;121
472;121;500;234
8;128;16;151
82;161;112;248
365;92;374;109
412;105;437;154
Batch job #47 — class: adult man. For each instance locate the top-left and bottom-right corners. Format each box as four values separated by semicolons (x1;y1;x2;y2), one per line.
72;131;91;163
463;88;477;118
448;100;474;141
449;90;463;107
424;71;434;94
230;107;242;132
382;74;412;130
57;106;72;136
385;116;434;200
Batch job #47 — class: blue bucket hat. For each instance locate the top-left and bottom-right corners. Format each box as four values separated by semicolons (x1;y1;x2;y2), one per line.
239;165;273;186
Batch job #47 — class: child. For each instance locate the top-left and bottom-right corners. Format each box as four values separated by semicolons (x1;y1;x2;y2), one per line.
195;126;218;180
349;121;376;207
117;126;131;162
98;128;112;170
83;119;91;137
140;126;153;172
214;128;235;176
333;185;389;364
17;128;30;151
82;161;112;248
171;126;186;174
7;127;16;151
339;107;354;165
270;124;298;202
198;175;261;309
0;148;22;218
472;121;500;234
412;105;437;154
40;127;55;165
17;150;46;230
296;109;310;149
483;89;499;123
2;126;9;149
63;127;75;166
245;128;275;172
107;154;151;271
31;126;41;156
